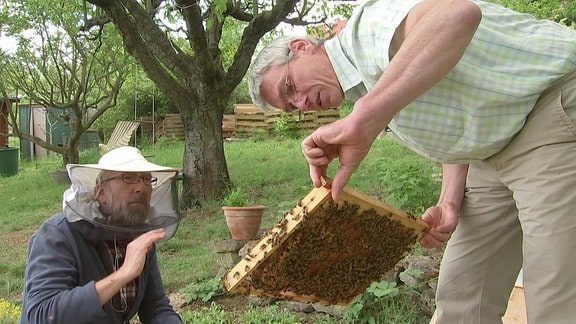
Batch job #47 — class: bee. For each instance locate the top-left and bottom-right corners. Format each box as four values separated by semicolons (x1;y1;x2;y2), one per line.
277;228;286;237
301;210;309;221
292;212;302;222
241;276;254;293
271;234;281;246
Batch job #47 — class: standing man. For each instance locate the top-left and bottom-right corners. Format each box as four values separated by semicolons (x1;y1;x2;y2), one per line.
248;0;576;322
20;146;182;324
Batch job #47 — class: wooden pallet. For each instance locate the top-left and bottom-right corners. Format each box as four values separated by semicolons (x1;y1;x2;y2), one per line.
222;185;429;305
163;114;184;139
159;105;340;138
163;113;238;139
222;114;235;138
233;104;340;133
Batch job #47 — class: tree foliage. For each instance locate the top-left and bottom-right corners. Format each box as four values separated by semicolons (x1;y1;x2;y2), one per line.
0;0;131;165
79;0;335;206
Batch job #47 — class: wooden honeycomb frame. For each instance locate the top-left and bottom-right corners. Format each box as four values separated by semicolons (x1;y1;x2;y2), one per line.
222;185;429;305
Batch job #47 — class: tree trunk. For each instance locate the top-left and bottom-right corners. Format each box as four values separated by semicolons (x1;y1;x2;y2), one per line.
62;148;80;166
82;0;298;205
179;101;230;207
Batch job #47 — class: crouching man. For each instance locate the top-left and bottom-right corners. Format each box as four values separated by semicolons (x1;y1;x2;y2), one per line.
20;146;182;324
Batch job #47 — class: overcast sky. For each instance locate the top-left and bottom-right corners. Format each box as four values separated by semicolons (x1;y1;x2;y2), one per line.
1;30;20;54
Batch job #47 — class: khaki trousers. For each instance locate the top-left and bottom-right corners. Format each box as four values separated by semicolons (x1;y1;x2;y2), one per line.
435;70;576;324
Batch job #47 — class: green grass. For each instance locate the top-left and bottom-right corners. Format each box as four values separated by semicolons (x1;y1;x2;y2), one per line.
0;135;440;322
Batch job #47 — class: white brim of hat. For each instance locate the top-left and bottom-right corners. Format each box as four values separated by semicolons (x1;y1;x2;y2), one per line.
66;146;178;189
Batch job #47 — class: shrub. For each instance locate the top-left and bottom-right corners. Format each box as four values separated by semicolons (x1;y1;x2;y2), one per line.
377;156;441;215
222;187;250;207
179;277;225;303
272;113;300;138
493;0;576;27
345;280;431;324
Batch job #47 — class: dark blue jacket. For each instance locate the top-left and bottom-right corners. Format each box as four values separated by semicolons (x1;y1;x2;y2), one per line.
19;213;181;324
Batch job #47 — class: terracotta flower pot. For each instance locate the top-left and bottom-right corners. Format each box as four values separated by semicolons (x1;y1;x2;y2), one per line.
222;205;266;240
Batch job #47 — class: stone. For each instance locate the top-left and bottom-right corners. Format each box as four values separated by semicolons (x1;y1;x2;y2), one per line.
247;295;278;306
214;252;241;269
281;301;316;313
312;302;347;317
207;239;244;253
238;239;259;257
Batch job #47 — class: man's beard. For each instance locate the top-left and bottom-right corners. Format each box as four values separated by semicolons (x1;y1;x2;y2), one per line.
99;192;151;227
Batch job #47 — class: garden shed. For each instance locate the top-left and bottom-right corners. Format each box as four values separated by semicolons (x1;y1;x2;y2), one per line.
18;103;99;159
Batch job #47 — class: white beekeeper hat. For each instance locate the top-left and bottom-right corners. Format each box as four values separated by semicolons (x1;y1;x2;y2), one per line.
63;146;181;240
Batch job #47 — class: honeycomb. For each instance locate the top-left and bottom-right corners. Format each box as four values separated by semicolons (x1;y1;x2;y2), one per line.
222;185;429;305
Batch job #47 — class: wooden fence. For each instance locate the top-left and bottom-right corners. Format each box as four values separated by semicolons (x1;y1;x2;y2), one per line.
233;104;340;133
161;104;340;139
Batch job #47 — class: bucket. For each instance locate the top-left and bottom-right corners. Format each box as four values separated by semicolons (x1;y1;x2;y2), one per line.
0;146;19;176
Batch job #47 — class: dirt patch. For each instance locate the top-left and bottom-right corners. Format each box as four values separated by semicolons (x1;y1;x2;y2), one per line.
0;228;34;246
174;293;344;323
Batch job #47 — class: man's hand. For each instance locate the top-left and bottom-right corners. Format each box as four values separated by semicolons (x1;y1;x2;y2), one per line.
301;116;374;199
95;229;165;305
120;229;165;280
419;203;459;248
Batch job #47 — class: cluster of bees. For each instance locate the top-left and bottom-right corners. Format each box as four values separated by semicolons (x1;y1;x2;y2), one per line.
225;194;421;305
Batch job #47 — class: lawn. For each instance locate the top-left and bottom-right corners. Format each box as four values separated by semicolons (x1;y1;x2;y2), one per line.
0;135;440;323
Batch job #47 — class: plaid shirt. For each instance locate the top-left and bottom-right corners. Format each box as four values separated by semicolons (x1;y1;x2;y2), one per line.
325;0;576;162
105;240;137;314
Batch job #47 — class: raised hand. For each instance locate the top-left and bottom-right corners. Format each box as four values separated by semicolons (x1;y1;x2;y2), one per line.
301;116;375;199
120;229;166;280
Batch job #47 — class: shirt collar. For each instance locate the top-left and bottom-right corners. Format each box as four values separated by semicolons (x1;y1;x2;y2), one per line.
324;37;365;98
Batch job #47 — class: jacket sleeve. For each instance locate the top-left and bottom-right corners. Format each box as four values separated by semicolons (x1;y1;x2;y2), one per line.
137;245;182;324
20;221;106;324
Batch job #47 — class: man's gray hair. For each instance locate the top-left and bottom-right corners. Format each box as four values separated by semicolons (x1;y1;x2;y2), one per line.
248;35;323;112
95;171;107;185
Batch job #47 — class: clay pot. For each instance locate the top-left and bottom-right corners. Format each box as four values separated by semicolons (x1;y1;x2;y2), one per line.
222;205;266;240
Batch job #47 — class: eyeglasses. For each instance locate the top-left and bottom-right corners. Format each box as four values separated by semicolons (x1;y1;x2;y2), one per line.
102;174;158;186
284;52;299;111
